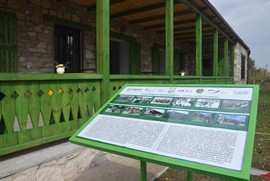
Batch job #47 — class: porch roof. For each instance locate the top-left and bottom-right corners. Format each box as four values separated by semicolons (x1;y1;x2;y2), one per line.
68;0;250;52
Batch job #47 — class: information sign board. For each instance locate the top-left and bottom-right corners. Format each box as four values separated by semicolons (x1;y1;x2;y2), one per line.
70;84;259;180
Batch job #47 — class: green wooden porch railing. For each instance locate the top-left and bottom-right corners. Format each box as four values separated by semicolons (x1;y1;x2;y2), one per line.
0;73;233;156
0;73;102;156
109;75;234;96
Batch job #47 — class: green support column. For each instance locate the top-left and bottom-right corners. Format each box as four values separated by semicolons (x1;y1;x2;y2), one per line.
195;14;202;76
231;44;235;77
96;0;110;104
187;171;193;181
140;161;147;181
224;38;228;76
213;29;218;76
165;0;174;83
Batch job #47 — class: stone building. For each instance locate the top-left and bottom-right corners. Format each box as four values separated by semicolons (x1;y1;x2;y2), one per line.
1;0;249;81
0;0;251;179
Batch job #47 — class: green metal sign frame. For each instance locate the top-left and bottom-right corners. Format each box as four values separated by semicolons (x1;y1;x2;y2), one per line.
70;84;259;181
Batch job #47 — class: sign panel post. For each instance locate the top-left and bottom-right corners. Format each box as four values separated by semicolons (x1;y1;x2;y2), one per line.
70;84;259;181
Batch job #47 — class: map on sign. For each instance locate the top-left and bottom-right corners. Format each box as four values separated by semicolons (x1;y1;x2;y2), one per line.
78;86;254;171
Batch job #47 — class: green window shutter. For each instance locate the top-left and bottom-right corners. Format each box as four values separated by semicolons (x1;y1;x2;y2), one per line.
130;40;141;74
0;11;17;72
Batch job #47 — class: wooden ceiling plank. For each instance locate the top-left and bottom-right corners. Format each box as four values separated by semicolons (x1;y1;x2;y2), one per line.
130;9;193;24
144;19;193;30
87;0;126;11
111;2;165;18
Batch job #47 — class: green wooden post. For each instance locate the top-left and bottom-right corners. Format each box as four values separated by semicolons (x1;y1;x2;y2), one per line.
195;14;202;77
213;29;218;76
96;0;110;104
165;0;174;83
140;160;147;181
224;38;229;76
231;44;235;77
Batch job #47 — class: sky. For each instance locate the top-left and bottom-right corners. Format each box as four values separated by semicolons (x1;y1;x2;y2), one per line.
210;0;270;71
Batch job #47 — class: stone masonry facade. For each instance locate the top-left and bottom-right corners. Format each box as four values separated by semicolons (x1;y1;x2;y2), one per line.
0;0;195;74
234;42;249;84
0;0;244;77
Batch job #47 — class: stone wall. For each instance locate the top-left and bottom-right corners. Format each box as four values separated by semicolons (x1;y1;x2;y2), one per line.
234;42;248;84
0;0;169;73
1;0;248;78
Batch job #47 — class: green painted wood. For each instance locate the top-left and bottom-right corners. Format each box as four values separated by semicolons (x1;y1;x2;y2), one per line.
231;44;235;78
51;82;62;124
130;39;141;74
140;161;147;181
61;81;72;122
0;130;74;156
30;127;42;142
70;82;79;122
87;84;94;116
187;171;193;181
92;82;101;112
224;38;229;77
0;11;17;72
3;133;18;147
1;82;16;133
18;130;31;144
0;135;3;148
213;29;219;76
87;0;126;11
0;73;103;81
165;0;174;83
28;81;41;128
15;82;28;130
182;0;233;43
40;82;52;126
195;15;202;76
218;45;225;77
61;121;72;133
78;81;87;120
96;0;110;104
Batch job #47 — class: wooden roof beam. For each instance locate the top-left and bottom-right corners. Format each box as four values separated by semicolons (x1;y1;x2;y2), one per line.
130;10;194;24
144;19;193;30
156;26;195;34
111;2;165;18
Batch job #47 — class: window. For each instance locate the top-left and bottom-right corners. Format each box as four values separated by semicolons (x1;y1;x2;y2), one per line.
54;24;81;73
241;55;246;80
110;38;130;74
0;11;17;72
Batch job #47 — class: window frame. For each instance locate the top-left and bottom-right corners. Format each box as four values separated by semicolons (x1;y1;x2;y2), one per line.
54;24;82;73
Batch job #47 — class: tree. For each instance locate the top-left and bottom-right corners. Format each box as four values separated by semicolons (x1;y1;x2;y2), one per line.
247;57;256;84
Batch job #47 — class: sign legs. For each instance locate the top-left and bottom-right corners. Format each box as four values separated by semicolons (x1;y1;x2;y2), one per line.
140;161;147;181
187;171;193;181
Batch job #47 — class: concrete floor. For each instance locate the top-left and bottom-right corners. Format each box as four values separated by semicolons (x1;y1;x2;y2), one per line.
71;154;167;181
